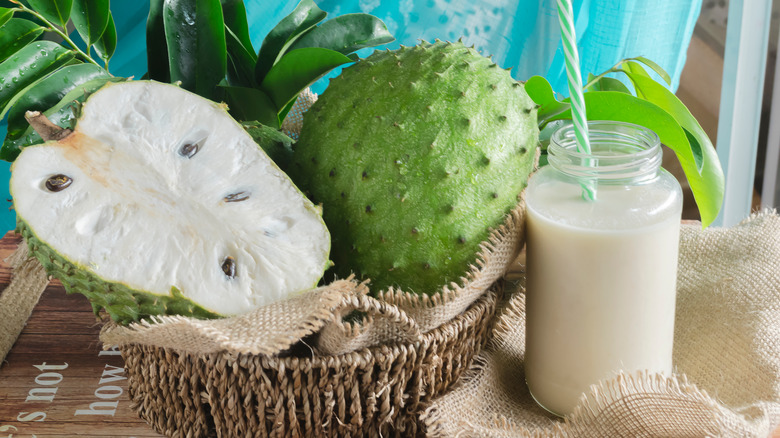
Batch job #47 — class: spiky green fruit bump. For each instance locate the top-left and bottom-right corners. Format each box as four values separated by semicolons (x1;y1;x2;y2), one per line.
292;41;538;295
10;81;331;325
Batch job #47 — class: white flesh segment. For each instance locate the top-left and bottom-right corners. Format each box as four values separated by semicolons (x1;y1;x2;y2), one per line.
10;81;330;315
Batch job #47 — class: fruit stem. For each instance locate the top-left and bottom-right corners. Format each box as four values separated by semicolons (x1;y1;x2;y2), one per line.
582;59;626;90
25;111;72;141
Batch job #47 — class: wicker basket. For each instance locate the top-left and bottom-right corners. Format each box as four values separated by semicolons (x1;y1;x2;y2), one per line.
120;284;501;437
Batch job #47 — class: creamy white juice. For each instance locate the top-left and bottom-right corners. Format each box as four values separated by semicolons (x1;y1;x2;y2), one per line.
524;180;681;416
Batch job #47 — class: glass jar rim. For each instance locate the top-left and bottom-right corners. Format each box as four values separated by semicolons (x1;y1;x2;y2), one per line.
548;121;662;182
549;120;661;159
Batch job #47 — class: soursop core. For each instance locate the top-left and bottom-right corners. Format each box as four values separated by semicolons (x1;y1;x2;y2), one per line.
292;41;538;295
11;81;331;323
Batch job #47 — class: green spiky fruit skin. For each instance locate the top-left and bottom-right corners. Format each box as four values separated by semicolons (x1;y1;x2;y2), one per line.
291;41;539;295
18;220;220;325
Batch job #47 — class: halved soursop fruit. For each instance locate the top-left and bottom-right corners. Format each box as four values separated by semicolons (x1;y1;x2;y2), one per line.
10;80;331;324
291;40;538;295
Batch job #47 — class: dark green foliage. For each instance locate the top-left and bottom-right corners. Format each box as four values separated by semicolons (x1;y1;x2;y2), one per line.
145;0;393;129
162;0;227;101
242;121;295;170
69;0;109;46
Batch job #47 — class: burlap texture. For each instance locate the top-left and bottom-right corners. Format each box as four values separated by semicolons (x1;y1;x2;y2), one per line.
280;88;318;141
421;210;780;437
0;242;48;364
100;204;525;357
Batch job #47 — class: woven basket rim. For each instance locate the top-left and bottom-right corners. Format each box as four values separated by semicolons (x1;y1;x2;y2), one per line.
124;285;499;368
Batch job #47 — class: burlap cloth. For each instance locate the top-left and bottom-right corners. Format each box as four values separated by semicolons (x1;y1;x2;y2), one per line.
0;242;48;364
420;209;780;438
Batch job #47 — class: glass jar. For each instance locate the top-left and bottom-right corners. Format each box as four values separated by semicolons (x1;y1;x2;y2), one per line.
524;121;683;417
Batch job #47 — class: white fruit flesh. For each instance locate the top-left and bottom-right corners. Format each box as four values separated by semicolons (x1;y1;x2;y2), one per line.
10;81;330;316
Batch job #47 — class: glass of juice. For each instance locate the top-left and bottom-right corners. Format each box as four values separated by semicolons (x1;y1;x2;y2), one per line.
524;120;683;416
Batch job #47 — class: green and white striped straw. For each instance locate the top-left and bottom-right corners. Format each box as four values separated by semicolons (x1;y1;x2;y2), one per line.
556;0;596;201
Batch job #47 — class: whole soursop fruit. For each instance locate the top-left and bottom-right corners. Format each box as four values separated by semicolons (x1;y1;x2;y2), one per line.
10;81;331;324
291;41;538;295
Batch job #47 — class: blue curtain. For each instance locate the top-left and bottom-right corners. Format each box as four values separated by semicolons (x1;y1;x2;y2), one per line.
0;0;701;233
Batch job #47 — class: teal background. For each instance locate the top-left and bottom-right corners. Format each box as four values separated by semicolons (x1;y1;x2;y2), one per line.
0;0;702;234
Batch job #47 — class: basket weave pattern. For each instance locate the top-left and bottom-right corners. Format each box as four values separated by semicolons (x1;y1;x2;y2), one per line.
121;286;500;437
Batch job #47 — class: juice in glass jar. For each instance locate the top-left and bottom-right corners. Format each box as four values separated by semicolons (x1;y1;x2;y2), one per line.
524;121;683;416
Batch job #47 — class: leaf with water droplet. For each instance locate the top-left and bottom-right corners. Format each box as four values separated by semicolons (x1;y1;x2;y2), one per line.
0;19;45;64
5;63;110;137
70;0;110;46
163;0;226;101
0;41;75;120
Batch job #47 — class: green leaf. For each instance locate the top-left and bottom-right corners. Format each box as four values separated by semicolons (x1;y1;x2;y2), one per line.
524;75;571;127
0;18;44;63
26;0;71;29
0;40;74;118
620;61;710;171
164;0;227;101
631;56;671;86
618;61;724;226
1;76;122;161
220;0;254;61
277;96;297;126
5;63;109;136
220;84;278;127
69;0;109;46
221;0;255;87
585;73;630;93
225;25;256;87
146;0;168;82
288;13;394;55
547;91;724;227
93;12;115;63
0;7;14;27
255;0;327;83
260;47;352;110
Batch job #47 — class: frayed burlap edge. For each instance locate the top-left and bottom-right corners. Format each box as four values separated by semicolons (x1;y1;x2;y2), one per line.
421;368;732;438
0;239;49;364
419;289;746;438
100;278;366;357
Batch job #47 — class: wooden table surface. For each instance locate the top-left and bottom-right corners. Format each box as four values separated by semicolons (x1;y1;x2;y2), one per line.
0;232;162;437
1;231;779;437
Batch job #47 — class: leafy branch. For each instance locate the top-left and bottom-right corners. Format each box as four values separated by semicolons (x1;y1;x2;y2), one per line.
0;0;119;161
6;1;94;67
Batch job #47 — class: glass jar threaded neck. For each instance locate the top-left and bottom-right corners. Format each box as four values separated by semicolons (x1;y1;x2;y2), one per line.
548;121;662;184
